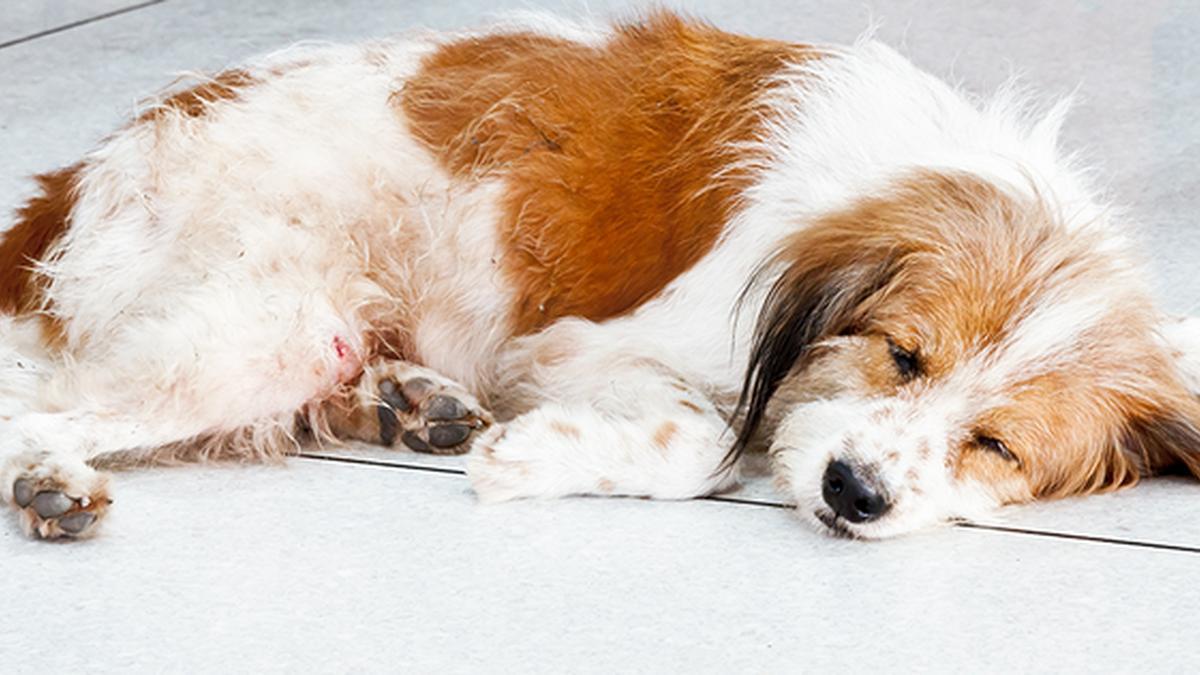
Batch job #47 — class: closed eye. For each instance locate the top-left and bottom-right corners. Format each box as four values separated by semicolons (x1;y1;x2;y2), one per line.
974;433;1018;465
887;339;921;381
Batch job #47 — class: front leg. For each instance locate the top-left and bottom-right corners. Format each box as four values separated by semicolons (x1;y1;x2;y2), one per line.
467;365;739;502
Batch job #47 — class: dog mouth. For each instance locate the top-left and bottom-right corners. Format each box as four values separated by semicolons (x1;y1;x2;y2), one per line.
814;509;859;539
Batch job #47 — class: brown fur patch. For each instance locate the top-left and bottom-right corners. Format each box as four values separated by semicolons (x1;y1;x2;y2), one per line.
652;421;679;450
678;399;703;414
771;170;1087;379
401;12;815;333
0;164;83;316
138;69;254;123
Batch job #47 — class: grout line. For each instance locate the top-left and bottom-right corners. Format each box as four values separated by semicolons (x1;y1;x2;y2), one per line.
705;494;791;509
297;452;465;476
0;0;167;51
295;452;1200;556
300;452;794;508
955;522;1200;555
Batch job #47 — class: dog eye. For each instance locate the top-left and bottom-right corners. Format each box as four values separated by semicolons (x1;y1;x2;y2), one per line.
974;433;1017;464
887;340;921;381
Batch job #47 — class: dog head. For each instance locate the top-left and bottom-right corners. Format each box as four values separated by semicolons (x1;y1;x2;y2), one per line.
734;169;1200;538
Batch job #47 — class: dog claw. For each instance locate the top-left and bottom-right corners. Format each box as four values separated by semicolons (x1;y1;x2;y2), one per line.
12;479;34;508
32;491;74;519
58;511;96;535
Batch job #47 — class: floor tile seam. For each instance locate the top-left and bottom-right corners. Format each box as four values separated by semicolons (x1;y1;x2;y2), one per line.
294;452;1200;555
295;451;464;476
0;0;168;51
955;522;1200;555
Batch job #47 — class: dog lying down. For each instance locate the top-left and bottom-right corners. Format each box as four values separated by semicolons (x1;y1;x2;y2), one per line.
2;11;1199;541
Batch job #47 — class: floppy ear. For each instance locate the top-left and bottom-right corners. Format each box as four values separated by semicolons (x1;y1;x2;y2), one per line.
1121;407;1200;480
1053;317;1200;495
726;235;903;464
1127;315;1200;479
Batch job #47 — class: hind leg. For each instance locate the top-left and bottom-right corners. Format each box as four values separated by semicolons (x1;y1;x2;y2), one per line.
0;320;115;538
1;413;133;539
0;274;368;539
324;359;492;455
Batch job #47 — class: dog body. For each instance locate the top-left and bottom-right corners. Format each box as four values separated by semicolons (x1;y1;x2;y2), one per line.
2;12;1198;539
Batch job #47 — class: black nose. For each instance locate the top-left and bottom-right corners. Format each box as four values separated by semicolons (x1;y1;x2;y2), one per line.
822;460;890;523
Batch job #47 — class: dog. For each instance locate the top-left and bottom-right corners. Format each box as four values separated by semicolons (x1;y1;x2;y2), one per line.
2;11;1199;540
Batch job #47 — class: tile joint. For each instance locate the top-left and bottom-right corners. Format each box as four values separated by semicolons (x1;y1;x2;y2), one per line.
295;451;1200;555
0;0;168;51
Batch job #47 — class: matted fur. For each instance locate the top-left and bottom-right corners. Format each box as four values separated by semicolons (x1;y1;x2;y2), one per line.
0;11;1197;540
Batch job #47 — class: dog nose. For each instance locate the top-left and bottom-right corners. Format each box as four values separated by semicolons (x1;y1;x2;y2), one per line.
822;460;890;523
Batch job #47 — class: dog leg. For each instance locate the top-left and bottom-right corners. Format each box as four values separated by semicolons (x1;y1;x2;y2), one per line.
324;359;492;455
0;413;164;539
467;320;739;501
0;289;368;539
468;377;737;502
0;321;115;539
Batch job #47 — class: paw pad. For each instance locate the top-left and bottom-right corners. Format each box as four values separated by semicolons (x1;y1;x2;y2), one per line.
374;376;489;455
12;478;35;508
425;395;469;421
31;491;73;519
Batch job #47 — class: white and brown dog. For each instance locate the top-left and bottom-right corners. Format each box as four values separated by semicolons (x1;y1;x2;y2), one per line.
2;11;1199;540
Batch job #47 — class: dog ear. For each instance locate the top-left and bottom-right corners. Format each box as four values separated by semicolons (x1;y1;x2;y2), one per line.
1122;316;1200;480
1120;407;1200;481
726;239;903;465
1027;318;1200;497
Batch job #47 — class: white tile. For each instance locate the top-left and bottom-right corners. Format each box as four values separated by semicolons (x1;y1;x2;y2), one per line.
972;477;1200;547
0;0;146;46
305;444;1200;548
0;459;1196;673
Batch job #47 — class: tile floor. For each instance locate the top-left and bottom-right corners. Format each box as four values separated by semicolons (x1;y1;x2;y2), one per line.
1;1;1197;672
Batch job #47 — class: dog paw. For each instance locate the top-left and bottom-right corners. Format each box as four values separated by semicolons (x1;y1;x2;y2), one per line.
466;425;533;503
466;411;587;502
5;458;111;540
329;360;493;455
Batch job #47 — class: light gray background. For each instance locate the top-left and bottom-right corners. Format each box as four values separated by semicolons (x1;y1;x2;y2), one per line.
1;1;1198;672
